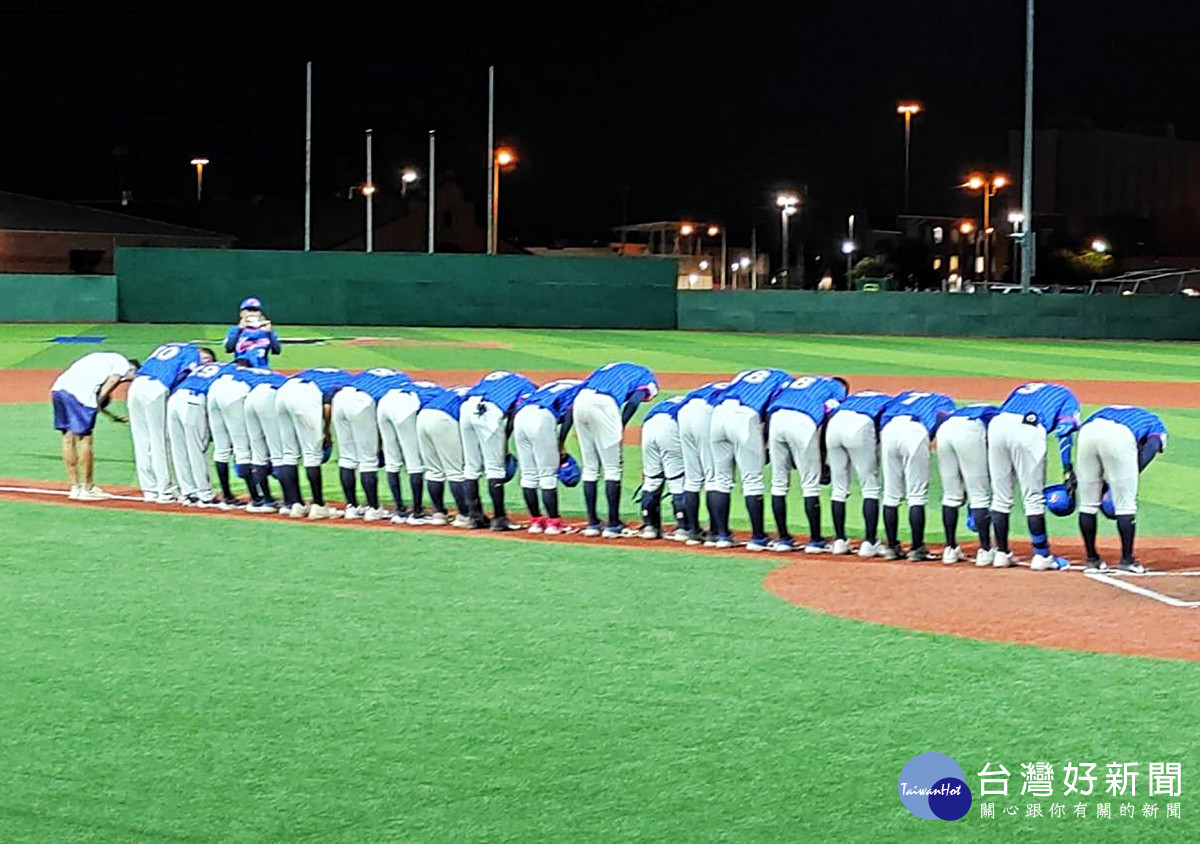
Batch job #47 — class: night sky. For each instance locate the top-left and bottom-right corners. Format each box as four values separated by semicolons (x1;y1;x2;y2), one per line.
2;1;1194;245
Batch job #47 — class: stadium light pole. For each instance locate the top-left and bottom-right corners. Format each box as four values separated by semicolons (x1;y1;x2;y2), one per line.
1020;0;1035;292
896;102;922;214
190;158;209;203
492;147;516;254
365;129;374;253
775;192;799;285
962;173;1008;282
428;130;436;254
400;167;419;198
304;60;312;251
486;66;495;255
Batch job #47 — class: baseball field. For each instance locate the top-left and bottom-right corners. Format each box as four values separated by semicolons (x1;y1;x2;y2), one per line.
2;323;1199;841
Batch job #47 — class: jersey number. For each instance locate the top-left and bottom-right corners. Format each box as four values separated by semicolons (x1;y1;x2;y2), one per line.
151;344;181;361
901;392;931;405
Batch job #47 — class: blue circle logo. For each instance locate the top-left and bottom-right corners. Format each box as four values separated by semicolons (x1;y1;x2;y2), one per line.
898;753;972;821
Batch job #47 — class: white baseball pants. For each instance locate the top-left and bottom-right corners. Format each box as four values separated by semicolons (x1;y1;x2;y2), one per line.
460;396;508;481
331;387;379;472
244;384;283;466
514;404;561;491
825;410;881;502
417;408;465;483
988;412;1048;515
709;400;765;496
574;388;624;483
377;389;423;475
676;398;714;493
276;380;325;468
207;375;252;465
128;375;172;496
881;417;931;507
768;409;822;497
641;412;685;495
1077;417;1139;516
166;388;212;499
936;415;991;509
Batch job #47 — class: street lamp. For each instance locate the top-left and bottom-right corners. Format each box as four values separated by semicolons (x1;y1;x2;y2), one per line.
841;239;855;283
896;102;922;213
491;146;517;253
962;173;1009;281
400;167;419;197
775;192;799;284
189;158;209;203
1091;238;1109;254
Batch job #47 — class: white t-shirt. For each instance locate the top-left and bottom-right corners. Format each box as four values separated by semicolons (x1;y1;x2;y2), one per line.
51;353;131;407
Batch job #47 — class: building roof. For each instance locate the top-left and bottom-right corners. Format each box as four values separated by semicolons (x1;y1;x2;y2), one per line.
0;190;232;239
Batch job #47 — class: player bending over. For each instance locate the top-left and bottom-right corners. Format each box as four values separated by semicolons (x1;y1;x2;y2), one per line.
825;390;892;557
276;367;354;519
332;368;411;522
461;370;537;531
936;403;999;565
638;394;688;540
50;352;138;500
513;379;582;535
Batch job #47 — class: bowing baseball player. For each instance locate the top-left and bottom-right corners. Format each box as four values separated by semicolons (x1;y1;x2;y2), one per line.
276;367;354;519
417;386;473;526
167;361;236;507
378;379;446;524
675;380;729;544
461;370;536;531
638;394;688;540
332;367;411;522
513;378;581;535
936;403;999;565
825;390;892;557
207;360;262;509
50;352;138;500
236;365;287;513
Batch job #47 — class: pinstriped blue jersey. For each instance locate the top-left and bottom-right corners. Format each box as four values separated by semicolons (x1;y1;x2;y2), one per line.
880;391;957;437
396;380;448;408
138;343;203;389
582;362;659;404
834;391;893;421
233;366;286;390
292;367;354;402
522;379;582;422
175;362;237;396
425;386;469;417
645;394;688;422
999;382;1081;437
1087;405;1168;447
468;370;537;414
719;368;792;414
767;375;848;423
684;381;730;406
952;403;1000;425
350;368;411;402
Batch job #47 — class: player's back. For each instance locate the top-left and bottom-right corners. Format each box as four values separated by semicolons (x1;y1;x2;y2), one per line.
177;362;234;395
234;366;285;390
351;367;411;402
583;362;659;403
425;386;469;417
835;390;893;421
768;375;848;421
398;380;447;407
469;370;537;413
525;379;583;420
684;381;730;406
1000;382;1080;433
880;390;956;435
952;403;1000;424
719;368;792;413
1087;405;1167;442
294;367;354;400
139;343;200;388
645;394;689;422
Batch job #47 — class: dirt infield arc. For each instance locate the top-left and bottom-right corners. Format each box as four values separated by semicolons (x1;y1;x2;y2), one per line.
2;478;1198;662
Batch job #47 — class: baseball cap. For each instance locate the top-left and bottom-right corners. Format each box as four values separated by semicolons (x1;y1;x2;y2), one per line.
239;297;263;311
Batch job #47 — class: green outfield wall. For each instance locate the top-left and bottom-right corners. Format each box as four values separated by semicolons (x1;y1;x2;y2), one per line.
115;248;679;328
0;274;118;322
677;290;1200;339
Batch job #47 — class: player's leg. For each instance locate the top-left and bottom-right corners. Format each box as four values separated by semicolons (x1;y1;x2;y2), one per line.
353;397;382;517
146;383;174;500
732;406;767;548
223;386;255;504
377;398;406;517
825;415;853;545
936;421;966;561
987;415;1018;563
458;398;488;527
275;384;305;510
393;396;426;521
416;410;449;522
513;407;541;526
796;416;826;551
127;377;156;499
879;421;905;558
849;416;882;554
1013;424;1055;566
767;415;795;547
706;404;737;544
958;420;993;562
167;392;197;502
591;395;626;536
477;402;513;529
574;391;605;533
639;414;669;538
1100;421;1140;568
244;389;272;510
332;393;361;512
61;431;79;490
77;434;96;490
257;388;285;509
207;390;237;505
660;420;686;539
293;387;328;514
1076;420;1105;566
676;401;708;540
184;395;214;505
902;424;932;560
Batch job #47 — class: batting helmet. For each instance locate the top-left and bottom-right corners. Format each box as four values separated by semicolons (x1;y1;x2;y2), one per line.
966;509;977;533
1100;484;1117;520
1044;483;1076;517
322;443;333;464
504;453;517;484
558;454;582;487
234;464;248;480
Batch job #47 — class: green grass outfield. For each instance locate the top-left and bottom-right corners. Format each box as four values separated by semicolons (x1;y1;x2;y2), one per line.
2;326;1199;841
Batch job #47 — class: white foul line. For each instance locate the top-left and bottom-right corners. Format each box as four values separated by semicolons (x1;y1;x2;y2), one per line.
0;485;145;503
1085;571;1200;608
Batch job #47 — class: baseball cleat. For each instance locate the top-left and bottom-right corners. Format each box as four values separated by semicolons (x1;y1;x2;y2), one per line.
452;514;473;528
389;513;408;525
543;517;565;535
288;502;309;519
68;485;82;500
246;502;276;514
1119;559;1147;574
830;538;852;556
219;497;246;511
883;544;905;561
490;516;521;532
857;540;880;559
772;538;796;553
668;528;691;542
181;495;199;507
277;505;291;516
582;523;603;537
684;530;705;546
713;535;735;549
155;492;178;505
908;545;936;562
974;548;996;567
142;491;157;503
804;539;830;554
428;512;449;526
406;512;433;526
77;486;107;502
343;506;365;520
527;516;546;534
639;524;660;540
363;507;390;522
745;536;772;552
992;551;1015;568
1084;557;1109;572
1030;553;1070;571
195;496;219;509
942;545;966;565
307;504;338;520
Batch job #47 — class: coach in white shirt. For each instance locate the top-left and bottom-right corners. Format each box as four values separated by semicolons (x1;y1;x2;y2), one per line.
49;352;138;500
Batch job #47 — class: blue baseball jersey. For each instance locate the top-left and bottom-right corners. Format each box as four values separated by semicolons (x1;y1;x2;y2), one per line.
880;391;957;437
138;343;203;389
523;379;583;422
719;368;792;414
425;386;470;417
644;394;689;422
398;380;449;408
350;367;411;403
468;371;537;414
292;367;354;402
834;391;893;421
582;362;659;404
233;366;286;390
952;403;1001;425
684;381;731;406
175;362;236;396
1087;406;1168;447
224;326;280;368
999;382;1081;437
767;375;848;423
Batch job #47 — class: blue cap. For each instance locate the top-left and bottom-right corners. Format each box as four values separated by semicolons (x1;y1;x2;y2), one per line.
239;297;263;310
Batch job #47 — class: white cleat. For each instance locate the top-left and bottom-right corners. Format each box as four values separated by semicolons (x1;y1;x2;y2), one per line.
668;528;691;542
195;496;219;509
343;506;366;520
942;545;966;565
992;551;1015;568
974;548;996;567
289;502;309;519
428;512;449;526
1030;553;1069;572
639;525;660;540
857;540;880;559
77;486;107;501
582;524;603;538
407;513;433;526
745;537;772;552
830;538;852;556
68;485;82;500
278;505;291;516
155;492;177;505
363;507;389;522
713;537;735;549
142;491;157;503
307;504;335;520
452;514;472;528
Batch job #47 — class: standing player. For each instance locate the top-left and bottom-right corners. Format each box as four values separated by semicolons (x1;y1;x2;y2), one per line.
676;380;729;544
128;343;214;502
638;394;688;540
167;361;235;507
988;382;1081;571
50;352;138;500
878;390;957;561
378;379;446;524
224;297;281;367
766;375;848;553
513;379;581;535
276;367;354;519
238;365;287;513
461;370;537;530
417;386;473;526
1076;405;1167;573
936;403;999;565
825;390;892;556
708;367;792;549
332;367;411;522
573;362;659;537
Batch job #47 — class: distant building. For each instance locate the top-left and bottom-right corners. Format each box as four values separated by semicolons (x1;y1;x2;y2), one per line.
610;221;761;289
0;190;232;274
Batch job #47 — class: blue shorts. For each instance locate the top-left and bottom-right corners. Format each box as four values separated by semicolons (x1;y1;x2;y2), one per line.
52;390;98;436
